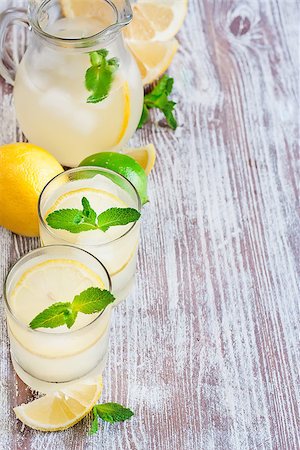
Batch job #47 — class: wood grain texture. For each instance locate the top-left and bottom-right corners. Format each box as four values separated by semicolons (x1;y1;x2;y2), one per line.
0;0;299;449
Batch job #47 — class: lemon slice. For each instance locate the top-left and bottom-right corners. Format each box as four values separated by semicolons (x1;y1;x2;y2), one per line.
123;144;156;175
48;187;127;215
10;259;104;330
124;0;188;42
114;82;131;146
126;38;179;85
14;376;103;431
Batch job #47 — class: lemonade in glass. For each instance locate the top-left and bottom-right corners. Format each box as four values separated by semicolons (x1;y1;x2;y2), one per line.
4;245;113;394
38;167;141;303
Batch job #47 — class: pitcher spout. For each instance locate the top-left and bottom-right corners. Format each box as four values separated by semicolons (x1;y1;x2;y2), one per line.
110;0;133;27
27;0;133;48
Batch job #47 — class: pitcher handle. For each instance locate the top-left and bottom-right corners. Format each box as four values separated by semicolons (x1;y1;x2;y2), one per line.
0;8;29;86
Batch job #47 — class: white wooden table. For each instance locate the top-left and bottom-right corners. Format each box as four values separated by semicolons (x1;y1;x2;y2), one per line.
0;0;299;449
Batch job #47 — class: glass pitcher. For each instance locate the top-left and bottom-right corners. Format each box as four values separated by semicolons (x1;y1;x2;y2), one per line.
0;0;143;167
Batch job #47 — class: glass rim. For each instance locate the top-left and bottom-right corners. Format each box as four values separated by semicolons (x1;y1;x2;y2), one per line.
38;166;142;247
28;0;133;49
4;244;113;336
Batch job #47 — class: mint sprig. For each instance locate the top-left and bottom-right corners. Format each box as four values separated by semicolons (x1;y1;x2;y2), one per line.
85;49;119;103
90;403;134;434
46;197;140;234
29;287;115;330
138;75;177;130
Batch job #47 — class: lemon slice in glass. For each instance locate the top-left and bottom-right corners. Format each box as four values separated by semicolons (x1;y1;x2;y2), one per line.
10;259;105;331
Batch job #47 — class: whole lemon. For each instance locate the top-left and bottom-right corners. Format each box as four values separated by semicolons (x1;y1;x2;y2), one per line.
0;143;63;237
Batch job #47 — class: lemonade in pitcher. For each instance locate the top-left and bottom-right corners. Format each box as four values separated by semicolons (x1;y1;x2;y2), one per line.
0;0;143;167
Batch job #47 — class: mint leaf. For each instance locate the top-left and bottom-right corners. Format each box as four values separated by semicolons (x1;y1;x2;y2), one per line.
149;75;174;97
82;197;97;224
64;310;77;329
108;57;119;69
86;66;112;103
72;287;115;314
138;104;149;129
138;75;177;130
90;407;99;435
85;50;119;103
90;49;108;65
29;302;72;329
165;76;174;96
97;208;141;232
162;101;177;129
89;403;134;434
95;403;134;423
46;208;98;233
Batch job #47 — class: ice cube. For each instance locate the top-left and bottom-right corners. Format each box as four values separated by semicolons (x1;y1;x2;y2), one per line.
72;109;98;134
40;89;73;117
40;89;97;134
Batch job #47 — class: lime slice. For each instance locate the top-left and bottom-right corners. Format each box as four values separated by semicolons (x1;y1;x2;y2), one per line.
79;152;148;205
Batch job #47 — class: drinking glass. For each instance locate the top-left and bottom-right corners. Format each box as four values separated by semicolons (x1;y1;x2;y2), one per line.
4;245;112;393
38;167;141;304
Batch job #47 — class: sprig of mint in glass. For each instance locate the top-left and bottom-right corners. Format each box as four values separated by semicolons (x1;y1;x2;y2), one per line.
85;49;119;103
46;197;140;234
138;75;177;130
90;403;134;434
29;287;115;330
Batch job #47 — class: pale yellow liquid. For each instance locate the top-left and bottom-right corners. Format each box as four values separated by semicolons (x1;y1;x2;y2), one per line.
14;18;144;167
7;252;112;393
39;174;140;303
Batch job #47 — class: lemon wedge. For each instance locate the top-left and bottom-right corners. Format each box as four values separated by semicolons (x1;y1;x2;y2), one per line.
14;376;103;431
123;144;156;175
124;0;188;42
126;38;179;85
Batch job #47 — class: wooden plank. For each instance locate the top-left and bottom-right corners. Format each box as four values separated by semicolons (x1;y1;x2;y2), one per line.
0;0;299;449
